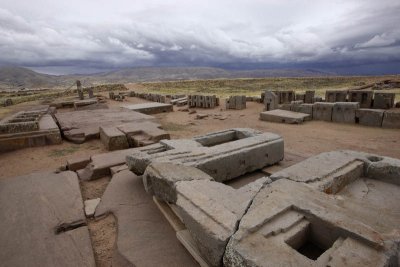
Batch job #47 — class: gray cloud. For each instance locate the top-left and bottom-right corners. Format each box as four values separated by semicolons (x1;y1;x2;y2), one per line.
0;0;399;74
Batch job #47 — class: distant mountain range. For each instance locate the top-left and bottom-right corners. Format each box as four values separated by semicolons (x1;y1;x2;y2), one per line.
0;66;335;89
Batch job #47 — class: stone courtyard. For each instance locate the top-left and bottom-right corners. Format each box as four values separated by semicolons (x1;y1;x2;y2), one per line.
0;86;399;267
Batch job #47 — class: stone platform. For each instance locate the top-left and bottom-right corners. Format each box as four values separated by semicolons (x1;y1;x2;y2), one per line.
121;102;173;114
0;171;95;266
54;108;156;143
0;106;61;152
259;109;310;124
95;170;197;266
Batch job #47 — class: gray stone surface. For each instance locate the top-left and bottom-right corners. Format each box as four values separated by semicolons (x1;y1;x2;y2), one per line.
224;176;400;267
0;171;95;267
175;177;269;267
332;102;359;123
260;109;310;124
121;102;173;114
95;170;197;267
127;128;284;182
382;110;400;129
270;150;400;189
55;108;155;144
100;126;129;151
143;162;213;203
117;121;170;147
312;102;334;121
78;143;165;180
355;108;384;127
67;155;91;171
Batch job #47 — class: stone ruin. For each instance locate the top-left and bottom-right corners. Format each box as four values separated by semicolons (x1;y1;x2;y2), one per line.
1;123;399;266
225;95;246;110
224;150;400;267
54;108;168;145
188;95;220;108
127;128;284;182
0;106;61;152
261;89;399;128
100;121;170;151
117;129;400;267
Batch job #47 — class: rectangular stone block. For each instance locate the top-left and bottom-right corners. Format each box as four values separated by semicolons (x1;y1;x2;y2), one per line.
349;90;373;108
332;102;359;124
291;104;313;120
325;90;347;102
382;110;400;129
304;90;315;103
121;103;173;114
264;91;279;111
355;109;384;127
100;126;129;151
313;102;334;121
373;92;395;109
260;109;310;124
67;155;91;171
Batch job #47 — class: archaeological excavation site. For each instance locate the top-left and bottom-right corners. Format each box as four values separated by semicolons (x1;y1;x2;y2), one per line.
0;78;399;267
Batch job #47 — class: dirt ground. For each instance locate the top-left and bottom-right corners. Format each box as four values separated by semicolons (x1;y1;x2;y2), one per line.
0;87;399;266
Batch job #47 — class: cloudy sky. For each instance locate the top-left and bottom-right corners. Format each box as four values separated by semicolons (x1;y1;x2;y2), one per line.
0;0;399;74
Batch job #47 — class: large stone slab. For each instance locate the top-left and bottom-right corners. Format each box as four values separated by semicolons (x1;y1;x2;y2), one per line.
260;109;310;124
0;171;95;267
332;102;359;123
355;108;384;127
176;178;269;267
0;108;61;152
121;102;173;114
382;109;400;129
127;128;284;182
95;170;197;267
270;150;400;187
55;108;156;143
224;151;400;267
117;121;170;147
143;162;214;203
100;126;129;151
224;178;400;267
143;161;270;266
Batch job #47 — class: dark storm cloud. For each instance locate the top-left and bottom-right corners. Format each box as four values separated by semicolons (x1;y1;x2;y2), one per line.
0;0;399;74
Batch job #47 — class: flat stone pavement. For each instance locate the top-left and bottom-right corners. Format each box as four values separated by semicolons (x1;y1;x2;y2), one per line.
95;170;198;267
0;171;95;267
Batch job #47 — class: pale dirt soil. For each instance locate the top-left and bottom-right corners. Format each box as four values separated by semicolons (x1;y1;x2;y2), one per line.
0;87;399;266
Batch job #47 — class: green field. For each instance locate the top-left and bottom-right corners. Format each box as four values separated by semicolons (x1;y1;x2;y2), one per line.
140;76;400;100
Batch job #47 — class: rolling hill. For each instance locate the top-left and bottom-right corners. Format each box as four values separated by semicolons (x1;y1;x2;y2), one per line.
0;66;334;89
